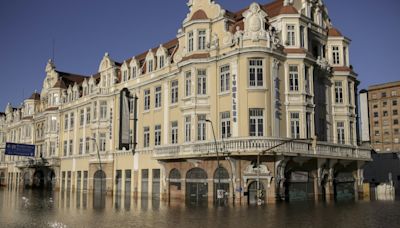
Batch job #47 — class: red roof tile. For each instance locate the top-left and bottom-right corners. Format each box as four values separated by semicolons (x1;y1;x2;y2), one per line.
191;10;208;21
279;5;298;15
328;27;343;37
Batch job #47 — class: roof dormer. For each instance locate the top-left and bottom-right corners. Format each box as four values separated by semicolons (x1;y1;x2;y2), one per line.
145;50;156;73
156;44;168;69
121;61;130;82
129;58;139;79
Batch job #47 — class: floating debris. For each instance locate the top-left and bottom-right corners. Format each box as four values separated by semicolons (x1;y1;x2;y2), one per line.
49;221;67;228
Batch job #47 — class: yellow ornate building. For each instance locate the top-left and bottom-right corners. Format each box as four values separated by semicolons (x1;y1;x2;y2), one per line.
0;0;370;204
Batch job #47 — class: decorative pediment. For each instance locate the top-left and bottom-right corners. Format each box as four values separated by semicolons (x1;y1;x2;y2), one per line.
156;44;167;57
98;52;116;72
184;0;225;24
242;3;269;41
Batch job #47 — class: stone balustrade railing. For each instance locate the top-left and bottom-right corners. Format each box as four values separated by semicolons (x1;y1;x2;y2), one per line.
153;137;372;160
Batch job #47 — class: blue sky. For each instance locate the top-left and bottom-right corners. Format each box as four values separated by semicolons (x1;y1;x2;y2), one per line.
0;0;399;110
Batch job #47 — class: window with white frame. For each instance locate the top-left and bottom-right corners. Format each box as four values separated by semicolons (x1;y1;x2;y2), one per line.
70;112;75;130
63;140;67;156
86;107;91;124
185;71;191;97
348;82;352;105
335;81;343;103
287;25;295;46
159;55;165;68
143;127;150;148
289;65;299;91
99;133;106;152
79;138;83;155
197;115;206;141
171;80;178;104
221;112;231;139
220;65;230;92
249;59;263;87
50;141;55;156
249;109;264;136
69;139;73;156
332;46;340;65
64;114;68;131
337;122;345;144
50;116;57;132
171;121;178;144
93;101;97;120
304;66;310;94
100;101;107;119
85;137;90;154
300;25;305;48
131;66;137;79
198;30;206;50
80;109;85;126
155;86;162;108
123;70;128;82
290;112;300;139
197;69;207;95
188;31;194;52
148;59;153;73
144;89;151;111
155;125;161;146
185;116;191;142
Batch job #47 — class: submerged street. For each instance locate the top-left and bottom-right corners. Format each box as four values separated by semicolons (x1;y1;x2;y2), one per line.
0;187;399;228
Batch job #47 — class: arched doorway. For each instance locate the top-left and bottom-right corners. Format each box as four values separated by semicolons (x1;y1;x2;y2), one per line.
213;166;230;204
248;181;265;205
169;169;182;200
334;172;355;201
93;170;106;210
284;160;315;201
0;172;5;186
186;168;208;205
33;170;45;188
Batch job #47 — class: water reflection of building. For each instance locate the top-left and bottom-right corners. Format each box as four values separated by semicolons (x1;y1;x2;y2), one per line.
0;0;371;204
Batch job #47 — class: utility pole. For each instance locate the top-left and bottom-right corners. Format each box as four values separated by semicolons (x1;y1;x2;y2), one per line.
206;119;222;205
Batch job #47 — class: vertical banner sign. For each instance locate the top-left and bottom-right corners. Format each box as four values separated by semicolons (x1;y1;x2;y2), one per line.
119;88;131;150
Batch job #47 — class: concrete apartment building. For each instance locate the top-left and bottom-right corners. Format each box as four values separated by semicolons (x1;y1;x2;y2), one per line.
0;0;371;205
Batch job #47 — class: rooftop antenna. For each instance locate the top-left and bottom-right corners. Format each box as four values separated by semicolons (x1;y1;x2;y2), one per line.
52;38;56;62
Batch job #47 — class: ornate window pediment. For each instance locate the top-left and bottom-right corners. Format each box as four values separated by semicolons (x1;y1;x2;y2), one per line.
242;3;269;41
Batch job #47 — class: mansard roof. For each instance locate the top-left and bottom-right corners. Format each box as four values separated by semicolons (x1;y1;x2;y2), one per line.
328;27;343;37
53;71;89;89
28;92;40;100
279;5;298;15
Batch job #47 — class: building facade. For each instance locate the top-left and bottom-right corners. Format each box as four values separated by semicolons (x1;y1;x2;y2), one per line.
361;81;400;153
0;0;370;204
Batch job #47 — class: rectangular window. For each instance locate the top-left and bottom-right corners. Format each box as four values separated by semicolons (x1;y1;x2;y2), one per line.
337;122;345;144
85;137;90;154
70;112;75;129
290;112;300;139
132;66;137;79
79;138;83;155
335;81;344;103
383;111;388;117
188;31;194;52
154;86;162;108
93;101;97;120
159;56;165;68
185;116;191;142
332;46;340;65
249;109;264;137
304;66;310;94
64;114;68;131
86;107;91;124
69;140;73;156
348;82;352;105
80;109;84;126
221;112;231;139
144;127;150;147
50;141;55;156
382;92;387;98
197;115;207;141
289;65;299;91
287;24;295;46
374;112;379;118
394;110;398;116
394;119;399;125
148;59;153;73
171;80;178;104
300;25;305;48
171;121;178;144
220;65;230;92
198;30;206;50
155;125;161;146
197;69;207;95
393;100;398;106
249;59;263;87
185;71;191;97
144;89;150;111
99;133;106;152
63;141;67;156
100;101;107;119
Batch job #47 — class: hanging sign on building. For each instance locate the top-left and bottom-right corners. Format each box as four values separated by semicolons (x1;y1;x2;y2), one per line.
232;73;238;123
5;142;35;157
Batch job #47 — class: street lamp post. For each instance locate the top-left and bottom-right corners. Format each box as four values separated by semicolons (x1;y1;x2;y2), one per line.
205;119;222;205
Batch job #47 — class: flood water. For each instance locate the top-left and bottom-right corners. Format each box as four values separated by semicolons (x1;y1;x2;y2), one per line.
1;187;400;228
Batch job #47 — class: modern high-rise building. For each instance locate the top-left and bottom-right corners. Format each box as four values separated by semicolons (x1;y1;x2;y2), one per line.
0;0;371;204
360;81;400;153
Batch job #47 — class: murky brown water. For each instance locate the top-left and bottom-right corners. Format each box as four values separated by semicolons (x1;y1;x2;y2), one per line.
1;187;399;228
